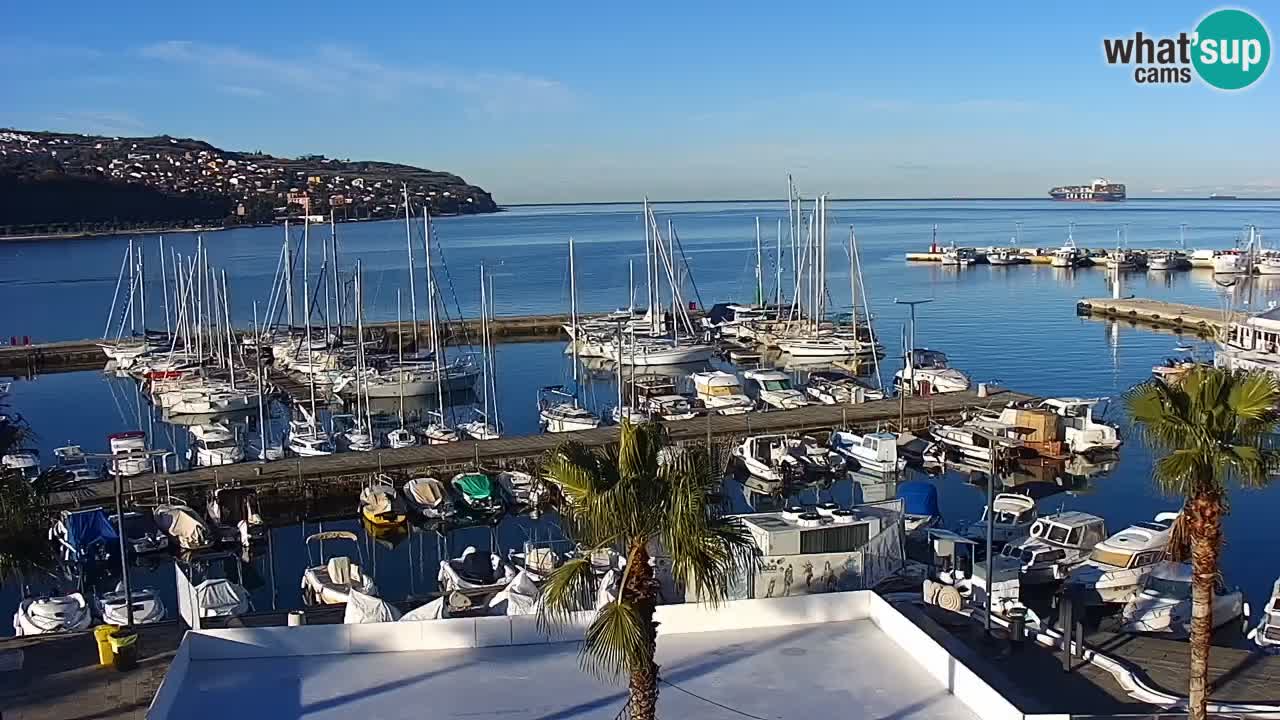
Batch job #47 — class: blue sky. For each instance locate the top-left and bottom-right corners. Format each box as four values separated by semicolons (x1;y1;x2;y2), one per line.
2;1;1277;203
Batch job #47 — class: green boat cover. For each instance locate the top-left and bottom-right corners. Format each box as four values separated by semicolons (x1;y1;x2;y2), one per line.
454;473;493;500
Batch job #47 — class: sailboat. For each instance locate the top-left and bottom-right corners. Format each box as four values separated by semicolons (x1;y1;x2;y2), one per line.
460;265;502;440
540;236;601;433
286;218;334;457
385;289;420;449
419;208;461;445
333;260;376;452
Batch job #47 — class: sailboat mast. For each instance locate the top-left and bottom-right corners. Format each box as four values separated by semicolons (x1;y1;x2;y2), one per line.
354;259;365;432
755;216;764;305
397;288;405;430
569;236;579;388
284;220;295;327
628;260;635;313
221;270;235;390
127;238;136;334
304;218;318;423
488;271;500;432
479;266;490;427
159;236;171;336
253;300;269;457
426;215;444;420
775;218;783;309
331;210;342;332
403;185;420;350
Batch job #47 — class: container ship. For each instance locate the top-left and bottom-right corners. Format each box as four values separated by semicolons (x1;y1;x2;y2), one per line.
1048;178;1126;201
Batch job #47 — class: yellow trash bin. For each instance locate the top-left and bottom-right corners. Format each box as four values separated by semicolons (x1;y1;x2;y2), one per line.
108;628;139;672
94;624;119;666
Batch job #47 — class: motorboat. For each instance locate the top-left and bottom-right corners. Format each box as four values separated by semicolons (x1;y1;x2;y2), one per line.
742;369;807;410
776;334;864;358
359;475;408;527
1257;253;1280;276
804;370;884;405
1050;232;1086;268
609;403;650;424
451;472;504;514
402;476;454;519
644;394;700;421
1213;249;1249;275
963;493;1037;545
1;449;40;481
332;414;377;452
420;415;462;445
690;370;753;415
1105;249;1144;270
153;502;215;551
829;430;906;472
999;511;1107;585
732;433;847;486
986;248;1025;266
930;419;1028;463
1216;305;1280;376
895;431;942;467
605;337;715;367
1065;512;1178;603
940;244;977;266
12;592;93;636
894;349;971;396
162;385;259;416
287;420;334;457
112;511;170;555
301;530;378;605
538;386;601;433
344;589;403;624
702;303;773;339
438;546;518;596
1249;577;1280;649
192;578;251;619
1151;357;1200;385
96;582;166;625
896;481;941;536
1119;561;1245;636
52;444;102;483
1148;251;1189;271
52;508;119;564
206;486;266;546
108;431;150;477
1033;398;1121;455
495;470;539;507
188;423;245;467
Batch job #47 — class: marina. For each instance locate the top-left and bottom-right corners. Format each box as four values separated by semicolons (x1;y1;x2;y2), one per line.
5;197;1280;720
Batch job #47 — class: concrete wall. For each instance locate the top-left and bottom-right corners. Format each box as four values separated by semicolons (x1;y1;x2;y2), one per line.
146;632;190;719
865;593;1024;720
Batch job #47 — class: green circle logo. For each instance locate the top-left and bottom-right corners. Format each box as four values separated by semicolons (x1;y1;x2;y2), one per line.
1193;9;1270;90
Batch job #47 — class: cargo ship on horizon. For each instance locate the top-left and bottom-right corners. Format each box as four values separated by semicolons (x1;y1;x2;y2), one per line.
1049;178;1126;202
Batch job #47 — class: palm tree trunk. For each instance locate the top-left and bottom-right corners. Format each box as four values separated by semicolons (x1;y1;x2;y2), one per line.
625;543;660;720
1186;490;1224;720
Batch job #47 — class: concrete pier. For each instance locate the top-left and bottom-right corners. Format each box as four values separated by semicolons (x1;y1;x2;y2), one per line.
1075;297;1239;336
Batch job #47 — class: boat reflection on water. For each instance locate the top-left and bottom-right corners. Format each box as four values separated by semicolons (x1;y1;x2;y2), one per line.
951;454;1115;499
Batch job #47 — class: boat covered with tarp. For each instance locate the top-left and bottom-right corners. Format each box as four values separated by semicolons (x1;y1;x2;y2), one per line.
53;508;120;563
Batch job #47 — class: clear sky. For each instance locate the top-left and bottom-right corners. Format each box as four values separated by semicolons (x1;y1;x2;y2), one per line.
2;1;1277;203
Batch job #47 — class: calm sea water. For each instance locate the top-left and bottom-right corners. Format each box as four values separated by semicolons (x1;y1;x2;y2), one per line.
4;198;1280;635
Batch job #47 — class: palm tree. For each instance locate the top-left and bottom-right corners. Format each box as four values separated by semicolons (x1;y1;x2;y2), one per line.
538;421;757;720
0;415;54;583
1124;366;1279;720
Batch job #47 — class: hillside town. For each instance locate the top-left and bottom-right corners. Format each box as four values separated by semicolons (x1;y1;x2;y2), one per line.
0;129;498;235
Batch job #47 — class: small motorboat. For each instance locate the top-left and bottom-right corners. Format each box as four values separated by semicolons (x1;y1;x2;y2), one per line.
1119;561;1245;636
301;530;378;605
804;370;884;405
13;593;93;636
690;370;753;415
52;508;120;564
962;493;1037;545
1065;512;1178;604
451;472;504;514
1249;577;1280;650
895;481;941;536
108;431;150;477
894;349;971;396
153;502;216;551
206;486;267;546
438;546;518;597
829;430;906;473
494;470;539;507
188;422;246;467
52;444;102;483
741;369;808;410
1000;511;1108;585
385;426;420;449
2;449;41;481
402;476;453;519
344;589;402;624
360;475;407;527
192;578;251;619
538;386;601;433
731;433;847;486
112;511;170;555
96;582;166;625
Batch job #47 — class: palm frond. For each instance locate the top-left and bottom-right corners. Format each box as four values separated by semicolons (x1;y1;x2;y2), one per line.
536;556;598;633
580;599;650;680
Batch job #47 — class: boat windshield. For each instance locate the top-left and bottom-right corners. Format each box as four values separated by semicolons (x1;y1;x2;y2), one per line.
203;439;237;450
703;385;740;397
762;379;791;391
1089;547;1134;569
992;506;1032;524
1146;577;1191;599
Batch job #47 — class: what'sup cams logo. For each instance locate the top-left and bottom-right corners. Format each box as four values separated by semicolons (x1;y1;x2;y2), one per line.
1104;8;1270;89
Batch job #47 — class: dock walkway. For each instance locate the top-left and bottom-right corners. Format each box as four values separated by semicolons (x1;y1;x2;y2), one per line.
1076;297;1239;336
49;388;1030;511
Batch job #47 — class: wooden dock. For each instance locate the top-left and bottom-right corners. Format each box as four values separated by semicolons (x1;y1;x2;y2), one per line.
1075;297;1240;336
48;387;1031;511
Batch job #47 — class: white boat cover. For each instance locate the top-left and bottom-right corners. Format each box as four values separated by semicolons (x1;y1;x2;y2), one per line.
401;597;448;622
194;579;250;617
438;546;517;594
99;582;166;625
359;486;394;516
13;593;92;635
487;570;541;615
303;557;377;605
154;504;213;550
344;589;402;624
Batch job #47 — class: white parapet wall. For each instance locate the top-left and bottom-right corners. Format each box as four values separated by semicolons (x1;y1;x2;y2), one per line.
152;591;1034;719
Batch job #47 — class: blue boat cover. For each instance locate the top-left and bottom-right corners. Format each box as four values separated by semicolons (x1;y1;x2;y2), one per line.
896;482;940;517
66;509;119;553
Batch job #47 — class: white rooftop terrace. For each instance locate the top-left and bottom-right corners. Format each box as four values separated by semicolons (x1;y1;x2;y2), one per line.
149;592;1027;720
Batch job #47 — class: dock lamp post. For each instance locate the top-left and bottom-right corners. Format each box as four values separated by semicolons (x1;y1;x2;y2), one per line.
968;427;1022;637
